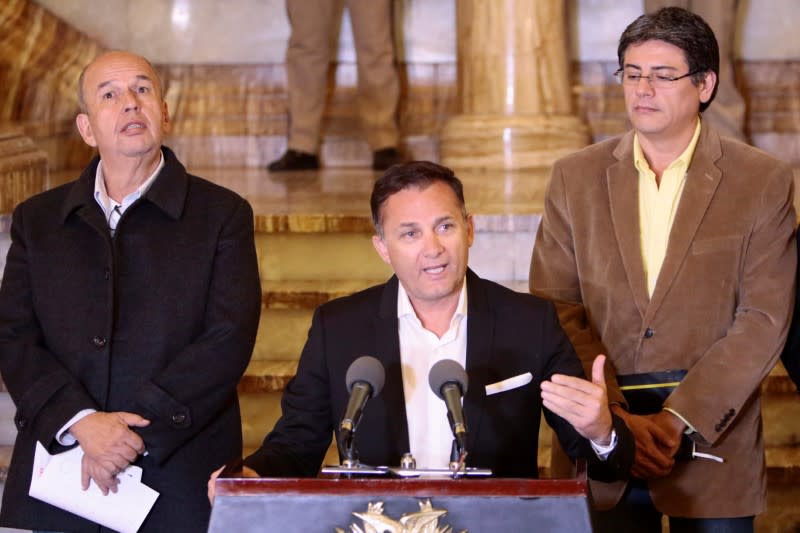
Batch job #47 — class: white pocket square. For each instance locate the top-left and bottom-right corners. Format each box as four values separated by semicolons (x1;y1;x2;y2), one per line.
485;372;533;396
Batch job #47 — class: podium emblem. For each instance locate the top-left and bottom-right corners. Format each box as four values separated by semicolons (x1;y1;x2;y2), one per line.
336;499;465;533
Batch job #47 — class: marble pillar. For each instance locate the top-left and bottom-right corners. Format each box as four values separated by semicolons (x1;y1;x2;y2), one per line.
440;0;589;170
0;129;48;215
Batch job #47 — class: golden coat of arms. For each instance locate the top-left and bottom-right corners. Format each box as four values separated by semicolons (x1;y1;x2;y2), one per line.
335;499;466;533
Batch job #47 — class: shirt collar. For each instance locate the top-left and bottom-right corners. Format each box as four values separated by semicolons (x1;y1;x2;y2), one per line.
94;149;165;213
397;278;468;326
633;118;702;177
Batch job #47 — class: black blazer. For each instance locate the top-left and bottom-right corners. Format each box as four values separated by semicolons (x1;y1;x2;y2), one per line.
781;228;800;389
0;147;261;532
245;270;632;480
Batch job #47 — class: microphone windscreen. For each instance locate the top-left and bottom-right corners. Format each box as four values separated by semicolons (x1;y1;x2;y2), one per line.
428;359;469;399
345;356;386;397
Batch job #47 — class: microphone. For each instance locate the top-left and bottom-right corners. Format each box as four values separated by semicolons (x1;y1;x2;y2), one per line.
339;356;385;445
428;359;469;454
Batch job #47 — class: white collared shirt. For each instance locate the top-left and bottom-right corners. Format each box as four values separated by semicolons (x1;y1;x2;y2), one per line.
93;150;165;231
398;280;468;469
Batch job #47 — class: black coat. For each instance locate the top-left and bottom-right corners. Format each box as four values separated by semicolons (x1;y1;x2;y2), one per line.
245;270;632;481
780;228;800;390
0;147;261;532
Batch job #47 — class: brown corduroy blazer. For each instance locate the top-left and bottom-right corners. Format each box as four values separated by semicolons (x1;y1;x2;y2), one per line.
530;122;796;518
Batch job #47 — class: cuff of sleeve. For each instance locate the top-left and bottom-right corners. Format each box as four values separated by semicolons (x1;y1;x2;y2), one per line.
663;407;696;434
590;428;617;460
56;409;97;445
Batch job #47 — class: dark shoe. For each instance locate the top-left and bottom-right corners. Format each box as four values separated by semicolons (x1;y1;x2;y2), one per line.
268;149;320;172
371;147;403;171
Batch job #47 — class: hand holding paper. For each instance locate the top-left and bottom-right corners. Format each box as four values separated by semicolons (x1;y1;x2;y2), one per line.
68;411;149;494
29;442;159;533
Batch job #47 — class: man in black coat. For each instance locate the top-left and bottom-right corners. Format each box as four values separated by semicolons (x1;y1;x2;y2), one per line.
0;51;261;532
210;161;632;492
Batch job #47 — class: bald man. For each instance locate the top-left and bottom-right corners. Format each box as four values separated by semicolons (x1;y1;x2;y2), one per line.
0;51;261;532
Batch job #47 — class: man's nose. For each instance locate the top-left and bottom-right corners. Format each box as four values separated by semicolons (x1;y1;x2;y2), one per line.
635;75;655;96
423;232;445;256
122;90;140;111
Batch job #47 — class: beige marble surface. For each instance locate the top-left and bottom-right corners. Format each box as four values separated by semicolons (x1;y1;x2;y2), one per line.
184;166;551;219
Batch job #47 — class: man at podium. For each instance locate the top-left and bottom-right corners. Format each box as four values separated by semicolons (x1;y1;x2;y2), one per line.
213;161;633;489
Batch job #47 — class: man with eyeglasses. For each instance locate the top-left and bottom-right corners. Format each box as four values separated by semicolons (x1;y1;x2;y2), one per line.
530;7;795;533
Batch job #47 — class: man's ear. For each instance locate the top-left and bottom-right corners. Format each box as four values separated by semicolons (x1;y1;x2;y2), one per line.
162;100;171;134
372;234;392;266
75;113;97;147
699;70;717;105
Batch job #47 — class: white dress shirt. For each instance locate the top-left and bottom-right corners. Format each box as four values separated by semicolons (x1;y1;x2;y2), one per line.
398;280;468;469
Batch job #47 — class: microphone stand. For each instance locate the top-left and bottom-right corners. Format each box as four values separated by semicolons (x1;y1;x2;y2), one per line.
337;428;359;469
448;439;468;479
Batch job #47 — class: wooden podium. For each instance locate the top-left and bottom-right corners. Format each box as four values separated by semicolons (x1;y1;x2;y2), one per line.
209;463;592;532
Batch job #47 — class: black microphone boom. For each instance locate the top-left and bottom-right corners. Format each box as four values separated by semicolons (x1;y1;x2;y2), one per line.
428;359;469;454
338;356;385;459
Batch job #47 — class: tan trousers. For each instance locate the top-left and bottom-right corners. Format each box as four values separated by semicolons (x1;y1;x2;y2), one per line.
285;0;400;153
644;0;746;141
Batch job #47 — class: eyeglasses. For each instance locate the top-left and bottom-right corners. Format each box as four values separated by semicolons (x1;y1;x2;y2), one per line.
614;68;700;88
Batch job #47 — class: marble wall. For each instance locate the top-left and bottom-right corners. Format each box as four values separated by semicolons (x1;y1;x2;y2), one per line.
33;0;800;65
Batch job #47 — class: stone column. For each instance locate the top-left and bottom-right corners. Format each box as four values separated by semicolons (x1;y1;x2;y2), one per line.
0;129;48;215
440;0;589;170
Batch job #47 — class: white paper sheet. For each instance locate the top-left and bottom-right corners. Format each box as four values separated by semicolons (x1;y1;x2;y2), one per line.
28;441;159;533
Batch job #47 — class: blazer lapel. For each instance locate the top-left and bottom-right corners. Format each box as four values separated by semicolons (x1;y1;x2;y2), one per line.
644;125;722;323
375;276;410;458
607;132;649;319
463;270;493;455
60;156;111;238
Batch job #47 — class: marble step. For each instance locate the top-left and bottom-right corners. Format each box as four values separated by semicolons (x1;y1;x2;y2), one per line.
0;445;11;484
23;168;544;284
251;215;538;284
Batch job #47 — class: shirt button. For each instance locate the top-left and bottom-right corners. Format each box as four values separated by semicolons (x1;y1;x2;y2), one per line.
104;268;110;280
643;328;654;338
92;336;107;348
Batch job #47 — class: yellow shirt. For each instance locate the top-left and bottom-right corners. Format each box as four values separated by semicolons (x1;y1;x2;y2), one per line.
636;120;702;297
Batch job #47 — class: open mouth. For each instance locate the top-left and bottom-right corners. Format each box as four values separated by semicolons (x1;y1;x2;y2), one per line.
423;265;446;275
121;122;145;132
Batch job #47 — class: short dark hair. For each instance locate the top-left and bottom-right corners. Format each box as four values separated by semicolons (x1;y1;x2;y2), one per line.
618;6;719;112
371;161;467;236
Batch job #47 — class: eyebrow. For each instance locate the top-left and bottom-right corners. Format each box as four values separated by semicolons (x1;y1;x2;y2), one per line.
396;221;421;230
623;64;680;72
393;214;457;230
95;74;154;92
